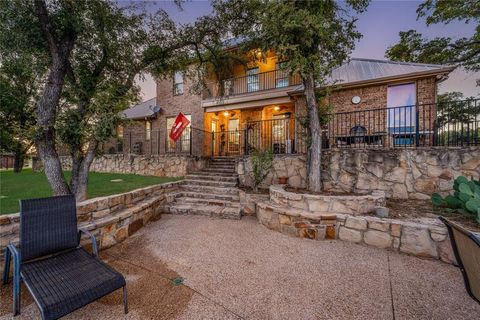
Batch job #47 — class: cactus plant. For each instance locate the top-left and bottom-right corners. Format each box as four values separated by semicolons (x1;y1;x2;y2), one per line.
431;175;480;218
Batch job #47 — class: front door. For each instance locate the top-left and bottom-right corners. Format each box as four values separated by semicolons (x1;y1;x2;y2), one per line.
228;118;240;154
211;119;217;155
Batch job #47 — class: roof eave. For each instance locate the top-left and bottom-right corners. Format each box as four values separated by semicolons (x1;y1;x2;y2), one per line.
287;66;455;96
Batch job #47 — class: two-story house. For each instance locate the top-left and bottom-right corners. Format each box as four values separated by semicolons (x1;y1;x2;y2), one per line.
111;49;454;157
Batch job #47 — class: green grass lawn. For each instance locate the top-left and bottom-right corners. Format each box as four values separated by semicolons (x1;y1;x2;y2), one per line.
0;169;182;215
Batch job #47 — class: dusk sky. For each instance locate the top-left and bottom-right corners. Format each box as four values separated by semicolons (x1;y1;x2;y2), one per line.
133;0;479;101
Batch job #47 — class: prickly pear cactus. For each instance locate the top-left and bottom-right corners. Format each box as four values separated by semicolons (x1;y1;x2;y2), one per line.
431;176;480;219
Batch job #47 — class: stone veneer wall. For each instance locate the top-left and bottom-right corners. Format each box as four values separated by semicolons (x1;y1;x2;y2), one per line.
257;185;455;264
0;182;182;274
33;154;208;177
237;154;307;189
237;147;480;199
257;203;454;264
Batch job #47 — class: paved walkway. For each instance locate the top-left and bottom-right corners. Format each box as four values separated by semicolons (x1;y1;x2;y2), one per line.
1;215;479;319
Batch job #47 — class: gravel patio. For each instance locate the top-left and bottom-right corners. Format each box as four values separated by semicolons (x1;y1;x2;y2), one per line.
1;214;479;320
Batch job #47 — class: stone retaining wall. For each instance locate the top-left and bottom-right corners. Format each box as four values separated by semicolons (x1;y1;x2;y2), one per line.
237;154;307;189
33;154;208;177
0;182;183;274
257;200;455;264
237;147;480;199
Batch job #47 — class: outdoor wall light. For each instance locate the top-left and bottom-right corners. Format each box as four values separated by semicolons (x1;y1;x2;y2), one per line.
352;96;361;104
223;111;229;116
274;106;281;111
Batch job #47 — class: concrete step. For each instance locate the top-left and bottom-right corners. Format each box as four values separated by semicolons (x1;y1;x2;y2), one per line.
191;171;237;177
207;164;235;169
210;159;235;163
163;203;241;220
184;179;237;188
201;168;236;174
185;174;238;183
174;196;240;208
181;184;239;195
211;157;236;161
174;191;240;202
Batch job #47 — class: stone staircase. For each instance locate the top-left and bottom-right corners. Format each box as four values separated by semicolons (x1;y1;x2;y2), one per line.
163;157;242;219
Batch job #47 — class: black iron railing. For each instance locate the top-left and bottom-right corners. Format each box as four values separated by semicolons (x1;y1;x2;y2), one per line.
203;69;302;99
327;99;479;149
102;99;479;157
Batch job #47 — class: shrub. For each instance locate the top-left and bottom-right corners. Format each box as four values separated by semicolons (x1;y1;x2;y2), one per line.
250;149;273;193
432;176;480;224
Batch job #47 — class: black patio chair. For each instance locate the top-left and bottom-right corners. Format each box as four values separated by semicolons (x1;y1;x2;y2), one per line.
439;216;480;304
2;195;128;319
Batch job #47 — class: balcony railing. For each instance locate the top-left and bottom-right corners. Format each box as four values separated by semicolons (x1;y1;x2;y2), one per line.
202;69;302;99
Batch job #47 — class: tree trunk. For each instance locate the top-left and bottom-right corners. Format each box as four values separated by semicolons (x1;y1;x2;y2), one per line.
13;142;25;173
69;150;83;197
35;57;71;195
303;74;322;193
34;0;76;195
71;140;98;201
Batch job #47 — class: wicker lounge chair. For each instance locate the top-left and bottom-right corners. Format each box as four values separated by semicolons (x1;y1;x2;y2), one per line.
439;216;480;304
2;195;128;319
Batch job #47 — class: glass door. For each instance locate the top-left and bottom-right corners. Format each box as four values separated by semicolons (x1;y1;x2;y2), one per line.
387;83;416;145
211;119;217;155
228;118;240;153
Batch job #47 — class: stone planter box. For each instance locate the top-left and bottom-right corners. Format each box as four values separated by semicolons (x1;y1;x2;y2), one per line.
257;185;455;264
269;184;386;215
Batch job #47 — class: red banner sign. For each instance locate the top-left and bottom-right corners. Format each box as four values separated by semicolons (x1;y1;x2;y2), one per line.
169;112;190;141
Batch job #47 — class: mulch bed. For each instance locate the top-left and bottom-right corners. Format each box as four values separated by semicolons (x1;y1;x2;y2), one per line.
386;199;480;232
285;187;359;196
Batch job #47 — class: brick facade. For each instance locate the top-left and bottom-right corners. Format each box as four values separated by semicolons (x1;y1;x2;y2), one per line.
111;73;439;156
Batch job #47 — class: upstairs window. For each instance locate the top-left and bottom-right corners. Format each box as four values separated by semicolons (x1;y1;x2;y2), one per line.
116;125;124;138
275;62;289;88
246;67;259;92
145;121;151;141
173;71;184;95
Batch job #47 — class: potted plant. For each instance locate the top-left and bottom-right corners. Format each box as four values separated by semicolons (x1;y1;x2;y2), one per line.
278;176;288;185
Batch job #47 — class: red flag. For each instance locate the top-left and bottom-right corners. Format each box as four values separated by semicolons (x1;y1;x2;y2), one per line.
169;112;190;141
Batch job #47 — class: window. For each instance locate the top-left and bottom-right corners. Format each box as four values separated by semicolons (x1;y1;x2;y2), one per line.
145;121;151;141
173;71;184;95
246;67;259;92
275;62;289;88
166;114;191;152
116;125;124;138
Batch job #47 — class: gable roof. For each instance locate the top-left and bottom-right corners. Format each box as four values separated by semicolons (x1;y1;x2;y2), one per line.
290;58;454;93
122;97;158;120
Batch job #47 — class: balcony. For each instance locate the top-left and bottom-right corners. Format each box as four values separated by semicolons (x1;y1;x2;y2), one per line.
202;69;302;101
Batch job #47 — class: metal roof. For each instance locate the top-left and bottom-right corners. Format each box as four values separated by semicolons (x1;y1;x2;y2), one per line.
122;97;158;120
330;58;451;83
291;58;454;92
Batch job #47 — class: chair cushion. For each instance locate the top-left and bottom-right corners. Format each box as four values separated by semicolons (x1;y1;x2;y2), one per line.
21;248;125;320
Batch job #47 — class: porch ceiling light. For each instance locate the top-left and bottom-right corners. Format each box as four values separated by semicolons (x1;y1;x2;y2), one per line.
274;106;280;111
223;111;229;116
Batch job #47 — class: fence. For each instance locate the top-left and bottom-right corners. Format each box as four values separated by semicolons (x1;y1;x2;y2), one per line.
327;99;479;149
102;127;213;157
203;69;302;99
102;99;479;157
